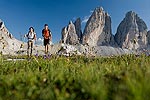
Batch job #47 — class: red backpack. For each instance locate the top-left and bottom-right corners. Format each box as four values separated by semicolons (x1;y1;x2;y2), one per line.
42;29;51;39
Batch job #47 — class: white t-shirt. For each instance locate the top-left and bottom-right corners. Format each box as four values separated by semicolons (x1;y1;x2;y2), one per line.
27;32;36;41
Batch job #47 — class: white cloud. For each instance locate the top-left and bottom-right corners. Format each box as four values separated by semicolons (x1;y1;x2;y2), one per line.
81;15;90;24
35;38;43;45
81;10;93;24
90;10;94;13
35;38;53;45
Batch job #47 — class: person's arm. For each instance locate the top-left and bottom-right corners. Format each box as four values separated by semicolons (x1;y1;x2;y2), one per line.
24;32;28;38
50;33;52;41
34;33;37;40
49;30;52;41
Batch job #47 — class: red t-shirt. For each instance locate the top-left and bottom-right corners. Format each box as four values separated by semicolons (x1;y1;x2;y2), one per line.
42;29;51;39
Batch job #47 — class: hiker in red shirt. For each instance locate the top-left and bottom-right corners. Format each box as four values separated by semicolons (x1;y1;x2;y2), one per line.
42;24;52;54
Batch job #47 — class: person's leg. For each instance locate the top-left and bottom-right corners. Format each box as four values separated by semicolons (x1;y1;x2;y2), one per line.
45;45;48;54
27;41;30;57
44;39;47;54
45;45;47;54
30;41;33;56
45;39;49;54
47;44;49;54
47;39;50;54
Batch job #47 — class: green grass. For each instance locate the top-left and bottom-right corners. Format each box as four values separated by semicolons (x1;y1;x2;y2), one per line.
0;54;150;100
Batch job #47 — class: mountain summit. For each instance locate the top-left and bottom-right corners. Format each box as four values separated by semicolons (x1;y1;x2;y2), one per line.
0;19;22;54
82;7;115;46
61;18;82;45
115;11;148;50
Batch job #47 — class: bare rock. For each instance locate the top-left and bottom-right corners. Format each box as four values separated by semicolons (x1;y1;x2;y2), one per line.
61;21;79;45
61;27;68;44
74;18;82;43
82;7;115;46
0;19;13;39
0;19;22;55
147;31;150;45
74;45;134;57
115;11;148;50
57;44;81;56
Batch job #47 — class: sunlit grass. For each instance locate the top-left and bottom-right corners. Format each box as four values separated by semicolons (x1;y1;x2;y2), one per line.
0;54;150;100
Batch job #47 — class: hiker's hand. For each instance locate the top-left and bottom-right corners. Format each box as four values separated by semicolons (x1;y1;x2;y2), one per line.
34;38;37;41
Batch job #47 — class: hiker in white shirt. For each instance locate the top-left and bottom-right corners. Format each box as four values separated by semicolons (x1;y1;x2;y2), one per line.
25;27;36;57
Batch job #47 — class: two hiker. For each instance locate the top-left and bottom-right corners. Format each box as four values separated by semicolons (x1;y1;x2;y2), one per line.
25;24;52;57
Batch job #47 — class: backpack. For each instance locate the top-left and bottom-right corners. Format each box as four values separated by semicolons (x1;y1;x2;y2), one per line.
42;29;51;39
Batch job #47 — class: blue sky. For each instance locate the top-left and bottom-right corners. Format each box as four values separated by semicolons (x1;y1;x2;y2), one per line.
0;0;150;43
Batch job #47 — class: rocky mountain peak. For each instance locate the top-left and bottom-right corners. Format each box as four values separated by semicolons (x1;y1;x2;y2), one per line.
126;11;137;17
115;11;148;50
61;19;80;45
0;19;13;39
69;21;73;25
95;7;104;13
82;7;115;46
74;18;82;43
0;19;22;54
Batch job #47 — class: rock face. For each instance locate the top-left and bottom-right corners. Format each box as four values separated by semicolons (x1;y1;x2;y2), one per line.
0;19;22;55
82;7;115;46
54;43;133;57
115;11;148;50
0;19;13;39
77;45;134;56
74;18;82;43
57;44;81;56
61;21;79;45
147;31;150;45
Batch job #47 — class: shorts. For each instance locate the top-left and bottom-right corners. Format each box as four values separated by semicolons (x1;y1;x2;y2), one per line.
44;39;49;46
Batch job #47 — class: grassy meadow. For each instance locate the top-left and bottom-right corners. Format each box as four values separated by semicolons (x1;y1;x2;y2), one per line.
0;54;150;100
